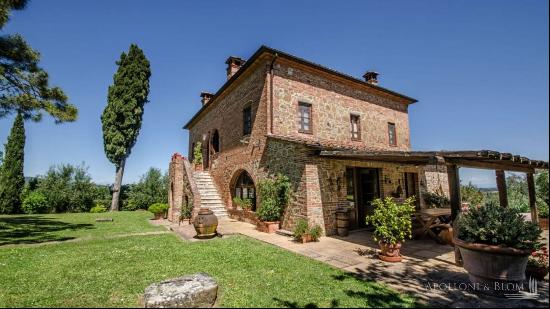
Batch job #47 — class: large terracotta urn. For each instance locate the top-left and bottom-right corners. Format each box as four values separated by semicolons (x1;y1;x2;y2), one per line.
455;238;531;295
193;208;218;239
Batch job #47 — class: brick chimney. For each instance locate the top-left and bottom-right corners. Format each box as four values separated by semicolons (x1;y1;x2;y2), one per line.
363;71;379;85
200;91;214;105
225;56;246;80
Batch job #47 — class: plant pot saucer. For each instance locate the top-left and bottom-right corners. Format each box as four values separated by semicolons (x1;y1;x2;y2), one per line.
378;254;402;263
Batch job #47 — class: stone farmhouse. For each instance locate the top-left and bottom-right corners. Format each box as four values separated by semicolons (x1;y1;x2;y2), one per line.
168;46;548;236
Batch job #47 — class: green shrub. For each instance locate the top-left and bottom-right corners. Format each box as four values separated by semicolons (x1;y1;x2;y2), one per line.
309;225;323;241
193;142;203;165
89;204;107;213
538;201;549;219
423;191;449;208
21;191;49;214
257;174;291;222
123;168;168;211
148;203;168;215
293;219;309;239
233;197;253;211
34;163;97;213
461;182;484;206
456;202;542;250
366;197;416;245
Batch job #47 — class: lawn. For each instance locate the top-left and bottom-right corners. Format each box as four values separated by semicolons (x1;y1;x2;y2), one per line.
0;212;416;308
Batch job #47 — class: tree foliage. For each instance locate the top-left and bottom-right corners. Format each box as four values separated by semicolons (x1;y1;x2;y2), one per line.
101;44;150;211
101;44;151;166
123;167;168;211
460;182;484;206
0;112;24;213
34;163;100;213
0;0;77;122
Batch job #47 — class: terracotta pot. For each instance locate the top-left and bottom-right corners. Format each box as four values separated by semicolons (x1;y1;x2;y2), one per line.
455;238;531;294
526;265;549;281
193;208;218;239
378;241;402;262
539;217;549;230
257;221;280;233
194;163;203;171
153;213;163;220
301;234;313;244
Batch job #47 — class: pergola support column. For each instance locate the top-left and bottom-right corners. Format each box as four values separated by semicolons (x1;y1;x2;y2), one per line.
527;172;538;225
495;169;508;208
447;164;462;266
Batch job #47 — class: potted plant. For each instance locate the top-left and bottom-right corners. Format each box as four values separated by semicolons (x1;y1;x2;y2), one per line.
256;174;291;233
179;200;193;225
232;197;243;210
366;197;416;262
148;203;168;220
293;219;323;243
240;198;253;212
526;247;549;280
455;202;542;293
193;142;203;171
538;202;548;230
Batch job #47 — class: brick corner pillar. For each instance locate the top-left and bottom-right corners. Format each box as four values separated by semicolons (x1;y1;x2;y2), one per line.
304;163;327;235
495;169;508;208
168;153;185;222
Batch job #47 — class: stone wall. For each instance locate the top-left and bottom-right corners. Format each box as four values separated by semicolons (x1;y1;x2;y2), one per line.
187;58;271;212
271;59;412;151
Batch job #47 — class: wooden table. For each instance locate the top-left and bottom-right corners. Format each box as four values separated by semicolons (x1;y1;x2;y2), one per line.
413;208;452;243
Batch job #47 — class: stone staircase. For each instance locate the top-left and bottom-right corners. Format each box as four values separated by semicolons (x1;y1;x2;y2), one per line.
194;171;228;219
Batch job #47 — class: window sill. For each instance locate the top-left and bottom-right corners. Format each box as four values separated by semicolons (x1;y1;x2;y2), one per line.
298;130;313;135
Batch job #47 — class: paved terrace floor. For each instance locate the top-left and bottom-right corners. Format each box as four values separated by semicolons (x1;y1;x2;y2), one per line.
159;219;549;308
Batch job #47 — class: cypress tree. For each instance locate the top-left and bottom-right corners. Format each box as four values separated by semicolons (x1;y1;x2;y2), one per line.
101;44;151;211
0;113;25;213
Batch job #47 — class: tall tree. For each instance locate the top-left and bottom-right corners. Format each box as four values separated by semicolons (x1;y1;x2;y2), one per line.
101;44;151;211
1;0;77;122
0;113;25;213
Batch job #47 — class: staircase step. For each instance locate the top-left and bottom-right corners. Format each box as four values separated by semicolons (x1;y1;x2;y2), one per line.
193;171;228;217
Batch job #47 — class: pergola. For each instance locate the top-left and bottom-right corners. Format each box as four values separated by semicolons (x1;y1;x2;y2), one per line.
318;149;549;264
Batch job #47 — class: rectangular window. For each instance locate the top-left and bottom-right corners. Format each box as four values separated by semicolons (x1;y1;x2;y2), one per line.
350;114;361;140
243;106;252;136
388;122;397;146
298;102;312;133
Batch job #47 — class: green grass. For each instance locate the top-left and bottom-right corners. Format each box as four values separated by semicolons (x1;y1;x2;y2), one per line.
0;212;416;308
0;211;163;246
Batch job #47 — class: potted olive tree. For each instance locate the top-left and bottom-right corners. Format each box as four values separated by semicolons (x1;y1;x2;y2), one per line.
193;142;203;171
366;197;416;262
148;203;168;220
293;219;323;243
256;174;291;233
455;202;542;293
178;199;193;225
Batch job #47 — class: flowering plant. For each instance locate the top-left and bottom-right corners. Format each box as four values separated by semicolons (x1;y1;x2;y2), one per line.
527;247;549;269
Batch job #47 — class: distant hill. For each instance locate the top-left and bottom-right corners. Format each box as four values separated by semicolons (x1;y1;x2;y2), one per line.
479;187;498;192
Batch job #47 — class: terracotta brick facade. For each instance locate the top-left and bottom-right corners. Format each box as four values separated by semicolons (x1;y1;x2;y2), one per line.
171;47;449;235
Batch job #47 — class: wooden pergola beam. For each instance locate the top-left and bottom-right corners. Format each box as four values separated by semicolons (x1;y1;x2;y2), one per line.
495;169;508;208
446;164;463;266
527;172;538;224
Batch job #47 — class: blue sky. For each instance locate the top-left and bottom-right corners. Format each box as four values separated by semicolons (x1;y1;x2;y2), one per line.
1;0;548;187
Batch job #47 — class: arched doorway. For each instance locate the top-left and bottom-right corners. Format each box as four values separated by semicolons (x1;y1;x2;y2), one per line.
233;170;256;211
211;130;220;153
